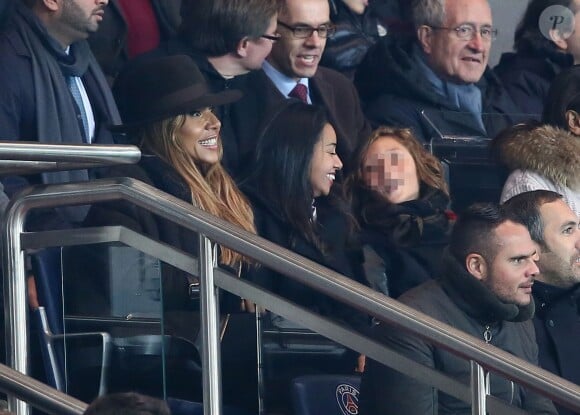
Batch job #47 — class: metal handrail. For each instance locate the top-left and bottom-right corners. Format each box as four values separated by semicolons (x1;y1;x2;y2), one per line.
3;177;580;415
0;363;86;415
0;141;141;175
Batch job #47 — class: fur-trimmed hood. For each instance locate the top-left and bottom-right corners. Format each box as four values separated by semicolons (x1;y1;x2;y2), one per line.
493;124;580;191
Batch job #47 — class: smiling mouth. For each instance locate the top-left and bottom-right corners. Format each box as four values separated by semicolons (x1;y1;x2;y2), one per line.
198;137;218;147
326;173;335;182
462;57;482;63
298;55;318;64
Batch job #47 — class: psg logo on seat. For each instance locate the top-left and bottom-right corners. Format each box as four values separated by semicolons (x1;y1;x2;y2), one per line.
336;383;359;415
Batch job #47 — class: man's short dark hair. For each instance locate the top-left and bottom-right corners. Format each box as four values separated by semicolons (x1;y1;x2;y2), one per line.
502;190;563;249
449;203;525;264
83;393;170;415
179;0;279;57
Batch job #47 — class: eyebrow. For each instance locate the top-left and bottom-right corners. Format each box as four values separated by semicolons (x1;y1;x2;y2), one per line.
509;250;537;262
561;220;579;229
291;20;333;27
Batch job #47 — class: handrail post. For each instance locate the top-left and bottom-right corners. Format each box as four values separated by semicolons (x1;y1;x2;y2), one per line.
471;360;487;415
3;200;31;415
199;235;222;415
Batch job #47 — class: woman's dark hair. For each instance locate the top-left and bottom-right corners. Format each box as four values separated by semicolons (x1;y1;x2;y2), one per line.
513;0;575;57
542;65;580;128
83;392;170;415
252;102;334;248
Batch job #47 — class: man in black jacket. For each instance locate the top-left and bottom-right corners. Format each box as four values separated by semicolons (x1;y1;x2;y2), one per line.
355;0;523;142
504;190;580;415
359;203;557;415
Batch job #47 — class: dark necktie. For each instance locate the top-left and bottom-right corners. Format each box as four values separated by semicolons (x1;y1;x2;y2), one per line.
289;83;308;104
67;76;90;142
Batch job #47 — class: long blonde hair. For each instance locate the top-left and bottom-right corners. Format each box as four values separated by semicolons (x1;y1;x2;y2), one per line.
139;115;255;267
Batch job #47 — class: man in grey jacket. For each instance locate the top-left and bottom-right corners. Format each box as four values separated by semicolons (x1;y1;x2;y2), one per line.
359;203;557;415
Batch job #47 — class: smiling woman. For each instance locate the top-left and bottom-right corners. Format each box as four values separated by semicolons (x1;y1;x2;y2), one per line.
110;55;255;268
95;54;260;411
240;100;368;412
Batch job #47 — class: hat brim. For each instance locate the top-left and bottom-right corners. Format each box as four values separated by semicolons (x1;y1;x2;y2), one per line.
109;88;243;133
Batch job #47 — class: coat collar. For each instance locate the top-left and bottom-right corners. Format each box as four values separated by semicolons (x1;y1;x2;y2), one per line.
493;124;580;191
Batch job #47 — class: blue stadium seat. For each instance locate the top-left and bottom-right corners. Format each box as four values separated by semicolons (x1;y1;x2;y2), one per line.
291;374;361;415
167;398;256;415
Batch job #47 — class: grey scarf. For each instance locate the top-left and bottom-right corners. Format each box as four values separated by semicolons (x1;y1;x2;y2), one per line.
414;47;486;132
14;5;120;221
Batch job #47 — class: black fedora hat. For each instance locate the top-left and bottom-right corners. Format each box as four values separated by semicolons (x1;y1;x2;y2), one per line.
110;55;242;132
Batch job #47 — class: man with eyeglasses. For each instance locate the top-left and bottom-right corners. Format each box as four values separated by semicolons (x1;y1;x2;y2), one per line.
355;0;525;143
229;0;371;178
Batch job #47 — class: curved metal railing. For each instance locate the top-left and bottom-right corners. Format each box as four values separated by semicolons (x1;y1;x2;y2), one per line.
3;177;580;415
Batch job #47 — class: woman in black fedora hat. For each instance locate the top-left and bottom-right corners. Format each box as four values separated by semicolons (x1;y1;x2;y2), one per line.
79;55;260;410
111;55;256;267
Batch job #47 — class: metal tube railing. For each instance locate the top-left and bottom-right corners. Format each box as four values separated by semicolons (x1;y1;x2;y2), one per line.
3;178;580;415
0;142;140;174
0;142;140;414
0;363;86;415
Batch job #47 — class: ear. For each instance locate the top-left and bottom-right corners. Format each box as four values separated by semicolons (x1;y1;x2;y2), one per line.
565;109;580;135
549;28;568;51
466;253;487;281
42;0;60;12
417;25;434;55
236;37;250;58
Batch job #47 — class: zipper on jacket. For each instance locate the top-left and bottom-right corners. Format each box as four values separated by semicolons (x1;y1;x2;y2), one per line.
483;323;516;403
483;324;492;343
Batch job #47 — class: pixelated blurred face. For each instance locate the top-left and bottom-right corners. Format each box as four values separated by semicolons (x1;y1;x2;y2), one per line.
177;108;222;165
341;0;368;15
245;14;278;70
59;0;108;44
362;136;420;204
423;0;491;84
268;0;331;80
538;200;580;287
484;221;539;306
310;123;343;197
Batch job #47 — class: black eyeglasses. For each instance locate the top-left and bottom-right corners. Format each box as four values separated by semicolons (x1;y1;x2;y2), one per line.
277;20;336;39
430;23;497;41
260;33;282;42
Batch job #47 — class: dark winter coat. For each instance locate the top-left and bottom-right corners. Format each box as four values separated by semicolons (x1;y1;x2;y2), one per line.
321;0;382;80
243;186;367;328
355;184;453;298
359;252;557;415
494;51;572;121
0;5;120;230
354;37;525;142
533;281;580;415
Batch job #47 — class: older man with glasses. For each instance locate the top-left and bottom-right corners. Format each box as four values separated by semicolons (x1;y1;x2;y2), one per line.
355;0;526;143
228;0;371;179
